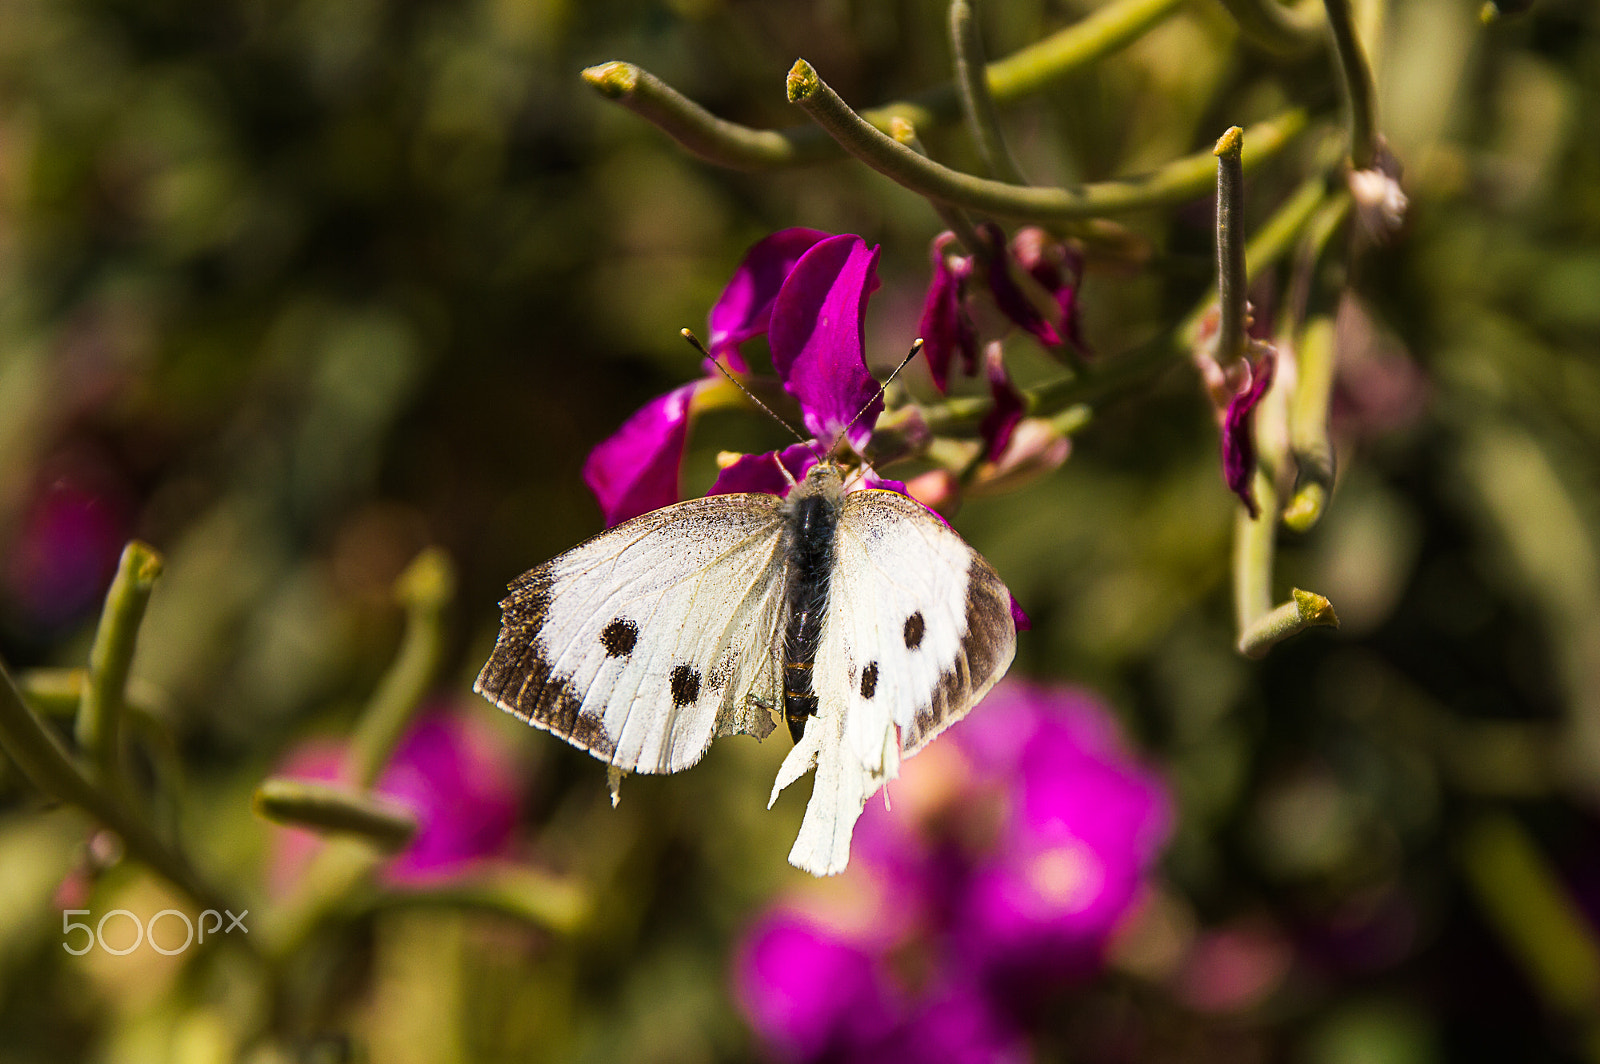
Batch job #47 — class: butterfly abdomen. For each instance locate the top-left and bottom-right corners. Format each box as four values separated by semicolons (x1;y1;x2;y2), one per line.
781;489;839;743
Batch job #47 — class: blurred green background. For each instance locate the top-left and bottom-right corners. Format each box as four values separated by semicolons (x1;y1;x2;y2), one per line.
2;0;1599;1060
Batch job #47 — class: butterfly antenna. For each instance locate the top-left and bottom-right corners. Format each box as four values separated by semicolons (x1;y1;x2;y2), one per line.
825;337;926;458
682;330;822;462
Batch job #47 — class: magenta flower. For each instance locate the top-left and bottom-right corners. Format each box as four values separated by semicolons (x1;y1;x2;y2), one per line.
583;382;697;528
734;681;1169;1061
917;233;980;392
583;229;887;525
735;912;899;1060
1220;348;1277;519
270;706;521;891
2;460;131;629
707;228;832;371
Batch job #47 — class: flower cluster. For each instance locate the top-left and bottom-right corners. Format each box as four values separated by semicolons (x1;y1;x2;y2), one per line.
735;682;1171;1063
582;226;1088;528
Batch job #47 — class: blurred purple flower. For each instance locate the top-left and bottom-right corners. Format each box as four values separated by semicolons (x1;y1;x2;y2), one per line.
735;681;1170;1062
2;460;131;629
272;706;521;891
735;912;899;1060
1221;348;1277;519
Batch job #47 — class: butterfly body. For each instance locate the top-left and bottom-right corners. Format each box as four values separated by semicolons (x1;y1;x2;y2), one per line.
780;470;841;743
475;462;1016;875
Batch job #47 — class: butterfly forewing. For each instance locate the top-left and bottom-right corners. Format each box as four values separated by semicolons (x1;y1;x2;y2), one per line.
475;494;790;775
775;487;1017;875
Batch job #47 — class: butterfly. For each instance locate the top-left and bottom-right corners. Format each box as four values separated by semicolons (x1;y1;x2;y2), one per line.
474;453;1017;876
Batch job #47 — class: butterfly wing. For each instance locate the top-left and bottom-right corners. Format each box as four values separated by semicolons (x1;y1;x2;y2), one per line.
475;494;789;775
771;488;1017;875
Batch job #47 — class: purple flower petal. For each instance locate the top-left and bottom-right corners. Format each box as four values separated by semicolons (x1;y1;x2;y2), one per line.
769;234;884;454
1010;596;1031;632
706;442;819;497
582;381;698;527
734;911;898;1060
379;712;521;885
977;344;1025;462
1010;227;1090;357
708;228;833;371
1221;348;1277;519
917;233;979;392
979;222;1063;349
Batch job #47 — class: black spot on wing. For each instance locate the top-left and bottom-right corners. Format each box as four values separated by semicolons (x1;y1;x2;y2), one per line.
670;663;702;707
860;661;879;699
898;556;1016;756
600;617;638;657
903;611;925;649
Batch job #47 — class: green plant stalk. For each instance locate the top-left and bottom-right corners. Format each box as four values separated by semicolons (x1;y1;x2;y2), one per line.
950;0;1026;183
1213;127;1249;367
1322;0;1378;169
788;60;1309;221
344;548;456;790
583;0;1188;170
890;118;985;253
254;777;420;853
1234;467;1278;635
1460;813;1600;1020
75;541;163;782
1;658;245;931
1238;587;1340;658
1180;172;1330;348
1284;314;1337;531
1211;0;1326;53
374;867;591;935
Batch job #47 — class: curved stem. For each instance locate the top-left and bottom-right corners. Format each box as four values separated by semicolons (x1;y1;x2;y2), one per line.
583;0;1188;170
1212;0;1326;53
1;658;248;937
788;60;1309;221
1322;0;1378;168
75;541;162;784
950;0;1026;183
344;548;455;790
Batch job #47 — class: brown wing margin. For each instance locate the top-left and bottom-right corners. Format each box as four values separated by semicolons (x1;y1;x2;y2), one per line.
897;553;1017;756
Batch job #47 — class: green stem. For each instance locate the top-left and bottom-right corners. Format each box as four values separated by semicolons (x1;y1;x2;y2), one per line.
1238;587;1340;658
1212;0;1326;53
1283;314;1337;531
890;118;985;253
1214;127;1249;367
254;778;420;853
1322;0;1379;169
0;657;247;933
788;59;1309;221
75;541;163;783
1179;171;1333;348
344;548;455;790
373;866;591;935
950;0;1026;183
1234;467;1278;636
583;0;1189;170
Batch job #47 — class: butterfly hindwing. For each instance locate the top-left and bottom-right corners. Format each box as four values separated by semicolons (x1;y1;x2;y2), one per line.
773;487;1018;875
475;494;789;775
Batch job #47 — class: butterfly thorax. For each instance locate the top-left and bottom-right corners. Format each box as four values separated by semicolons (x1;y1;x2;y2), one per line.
779;464;845;743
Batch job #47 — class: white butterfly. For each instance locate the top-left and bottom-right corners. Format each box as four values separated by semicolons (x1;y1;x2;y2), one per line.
474;460;1016;875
